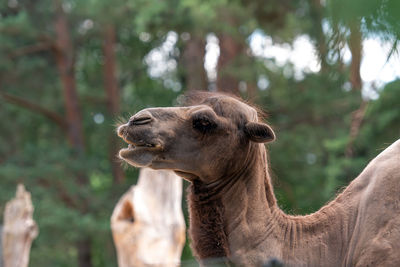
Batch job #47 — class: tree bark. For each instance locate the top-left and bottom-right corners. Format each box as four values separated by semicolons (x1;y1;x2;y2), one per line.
346;100;368;157
2;184;38;267
77;238;93;267
108;136;125;184
0;225;3;267
103;24;125;183
103;25;120;115
346;20;366;157
349;21;362;91
53;3;92;266
181;35;208;91
216;33;243;95
53;0;85;152
309;0;329;72
111;169;186;267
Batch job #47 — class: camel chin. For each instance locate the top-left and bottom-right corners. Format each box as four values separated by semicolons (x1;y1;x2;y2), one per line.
174;170;199;182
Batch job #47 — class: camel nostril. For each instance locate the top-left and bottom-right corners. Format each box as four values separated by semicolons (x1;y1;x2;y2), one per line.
128;116;153;126
117;125;127;137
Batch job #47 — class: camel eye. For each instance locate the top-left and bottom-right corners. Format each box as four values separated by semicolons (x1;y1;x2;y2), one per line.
192;116;216;133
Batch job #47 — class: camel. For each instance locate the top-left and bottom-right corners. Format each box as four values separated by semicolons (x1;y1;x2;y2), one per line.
117;92;400;266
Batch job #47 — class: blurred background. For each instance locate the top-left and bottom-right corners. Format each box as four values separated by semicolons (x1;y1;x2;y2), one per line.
1;0;400;266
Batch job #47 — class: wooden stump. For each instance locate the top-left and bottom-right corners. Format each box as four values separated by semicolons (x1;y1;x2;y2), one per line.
0;225;3;267
111;169;186;267
2;184;38;267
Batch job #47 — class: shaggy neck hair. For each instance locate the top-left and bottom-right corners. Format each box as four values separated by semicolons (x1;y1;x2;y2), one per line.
186;138;277;263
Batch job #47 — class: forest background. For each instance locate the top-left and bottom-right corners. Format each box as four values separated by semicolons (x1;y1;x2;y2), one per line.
1;0;400;266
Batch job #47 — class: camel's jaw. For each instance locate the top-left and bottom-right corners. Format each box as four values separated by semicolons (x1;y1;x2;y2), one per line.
117;125;164;167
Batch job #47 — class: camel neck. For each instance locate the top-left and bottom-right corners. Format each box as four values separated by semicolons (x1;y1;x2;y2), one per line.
220;145;356;266
186;143;278;263
187;143;356;266
220;144;282;264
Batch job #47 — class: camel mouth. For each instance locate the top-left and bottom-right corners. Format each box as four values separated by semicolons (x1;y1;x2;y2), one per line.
118;133;164;167
122;142;162;151
120;138;162;152
116;121;165;167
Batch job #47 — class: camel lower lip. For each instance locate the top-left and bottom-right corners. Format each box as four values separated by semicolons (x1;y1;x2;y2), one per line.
118;144;163;167
121;143;161;154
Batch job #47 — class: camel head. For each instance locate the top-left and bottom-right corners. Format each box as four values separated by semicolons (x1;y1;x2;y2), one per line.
117;92;275;183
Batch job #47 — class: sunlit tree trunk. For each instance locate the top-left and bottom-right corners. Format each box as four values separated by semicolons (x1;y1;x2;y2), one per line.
2;184;38;267
111;169;186;267
103;24;125;183
181;35;208;91
0;225;3;267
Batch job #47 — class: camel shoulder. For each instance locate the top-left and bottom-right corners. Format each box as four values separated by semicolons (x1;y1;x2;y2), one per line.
368;139;400;175
353;139;400;201
373;139;400;162
345;140;400;266
344;139;400;197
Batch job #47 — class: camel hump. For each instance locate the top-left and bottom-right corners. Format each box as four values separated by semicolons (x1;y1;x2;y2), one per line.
346;139;400;266
371;139;400;170
380;138;400;155
348;139;400;195
351;138;400;203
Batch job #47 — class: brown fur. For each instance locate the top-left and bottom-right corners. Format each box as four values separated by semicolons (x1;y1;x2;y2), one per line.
117;92;400;266
187;181;229;260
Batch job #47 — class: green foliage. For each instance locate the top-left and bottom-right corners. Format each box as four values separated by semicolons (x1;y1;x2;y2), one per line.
327;0;400;43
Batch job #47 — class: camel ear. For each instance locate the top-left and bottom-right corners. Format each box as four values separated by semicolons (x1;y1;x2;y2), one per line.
244;122;276;143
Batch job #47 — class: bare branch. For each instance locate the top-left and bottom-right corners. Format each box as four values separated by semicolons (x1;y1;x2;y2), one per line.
9;42;53;58
0;92;66;129
346;100;368;157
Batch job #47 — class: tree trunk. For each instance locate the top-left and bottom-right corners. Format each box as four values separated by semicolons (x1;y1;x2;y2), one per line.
111;169;186;267
216;33;243;95
53;0;85;152
108;136;125;184
181;35;208;91
2;184;38;267
77;238;93;267
349;21;362;91
309;0;329;72
103;25;120;115
103;24;125;183
346;20;366;158
0;225;2;267
53;3;92;266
